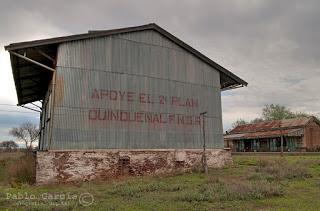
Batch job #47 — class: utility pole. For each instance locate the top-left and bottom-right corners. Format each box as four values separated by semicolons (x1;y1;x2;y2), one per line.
280;120;283;157
200;111;208;174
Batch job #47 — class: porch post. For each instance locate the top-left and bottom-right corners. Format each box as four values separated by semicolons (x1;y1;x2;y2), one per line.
280;136;284;157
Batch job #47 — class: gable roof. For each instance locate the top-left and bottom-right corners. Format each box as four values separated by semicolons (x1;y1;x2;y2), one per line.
225;116;319;140
5;23;247;105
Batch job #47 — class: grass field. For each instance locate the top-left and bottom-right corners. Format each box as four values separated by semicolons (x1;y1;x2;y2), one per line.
0;153;319;210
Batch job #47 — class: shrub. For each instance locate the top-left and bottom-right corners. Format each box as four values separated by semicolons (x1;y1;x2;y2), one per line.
178;191;212;202
178;179;283;202
107;181;185;198
180;157;311;203
255;158;312;180
215;180;282;201
7;153;36;185
235;180;283;200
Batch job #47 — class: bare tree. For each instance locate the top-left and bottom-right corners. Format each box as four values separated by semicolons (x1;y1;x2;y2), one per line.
0;140;18;152
9;122;39;151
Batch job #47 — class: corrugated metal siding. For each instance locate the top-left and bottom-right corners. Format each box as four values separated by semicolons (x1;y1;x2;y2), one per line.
50;30;223;150
39;87;52;150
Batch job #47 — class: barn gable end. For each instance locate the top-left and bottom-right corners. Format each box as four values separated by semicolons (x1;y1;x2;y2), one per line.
5;24;246;184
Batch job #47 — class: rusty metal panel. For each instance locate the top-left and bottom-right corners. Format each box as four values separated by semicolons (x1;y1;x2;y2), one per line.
51;30;223;150
230;117;312;134
224;129;304;140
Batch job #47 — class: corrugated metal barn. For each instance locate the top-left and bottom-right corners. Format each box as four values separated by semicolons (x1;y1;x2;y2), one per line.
5;24;247;184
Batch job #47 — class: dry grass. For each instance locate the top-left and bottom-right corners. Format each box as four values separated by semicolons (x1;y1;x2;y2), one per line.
178;177;283;203
6;153;36;185
179;157;315;203
0;151;24;183
253;158;312;180
0;151;24;160
0;154;319;210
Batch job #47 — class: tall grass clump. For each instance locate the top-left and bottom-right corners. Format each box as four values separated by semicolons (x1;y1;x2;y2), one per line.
178;178;283;202
7;153;36;185
107;181;186;198
255;158;312;180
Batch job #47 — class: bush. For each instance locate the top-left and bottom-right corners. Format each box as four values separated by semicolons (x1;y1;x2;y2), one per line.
179;157;311;203
7;153;36;185
229;180;283;200
178;179;283;202
107;181;185;198
254;158;312;180
215;180;282;201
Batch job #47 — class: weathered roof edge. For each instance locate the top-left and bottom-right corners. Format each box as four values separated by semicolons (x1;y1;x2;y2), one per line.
4;23;247;87
229;116;319;135
224;128;304;140
308;116;320;126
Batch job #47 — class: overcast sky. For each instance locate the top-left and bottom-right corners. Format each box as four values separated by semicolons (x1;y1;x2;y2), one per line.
1;0;320;141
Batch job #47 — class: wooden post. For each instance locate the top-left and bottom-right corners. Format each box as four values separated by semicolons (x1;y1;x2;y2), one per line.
200;112;208;174
279;120;283;157
280;135;284;157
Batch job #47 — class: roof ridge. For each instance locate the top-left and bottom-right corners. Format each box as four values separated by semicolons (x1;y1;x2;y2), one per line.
5;23;248;104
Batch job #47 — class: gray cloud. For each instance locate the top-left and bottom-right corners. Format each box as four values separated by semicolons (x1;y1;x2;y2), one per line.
0;0;319;132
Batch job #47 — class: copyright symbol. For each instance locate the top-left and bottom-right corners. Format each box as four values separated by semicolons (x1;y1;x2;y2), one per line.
79;193;94;206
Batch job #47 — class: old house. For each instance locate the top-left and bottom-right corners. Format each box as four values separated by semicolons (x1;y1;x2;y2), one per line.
5;23;247;184
224;116;320;152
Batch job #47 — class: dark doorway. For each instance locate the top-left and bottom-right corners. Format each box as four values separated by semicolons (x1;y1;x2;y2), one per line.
260;140;269;151
244;141;252;152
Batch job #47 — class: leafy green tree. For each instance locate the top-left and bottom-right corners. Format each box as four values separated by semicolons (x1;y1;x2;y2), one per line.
262;104;295;120
262;104;311;120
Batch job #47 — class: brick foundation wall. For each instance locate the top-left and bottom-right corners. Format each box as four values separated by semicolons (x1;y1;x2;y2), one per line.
36;149;232;185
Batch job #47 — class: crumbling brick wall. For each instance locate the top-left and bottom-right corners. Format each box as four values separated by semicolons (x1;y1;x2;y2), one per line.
36;149;232;185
